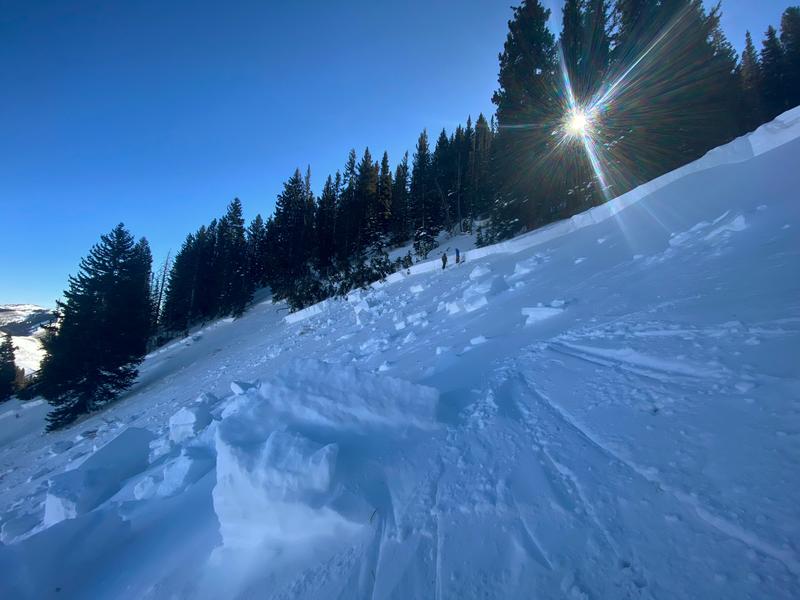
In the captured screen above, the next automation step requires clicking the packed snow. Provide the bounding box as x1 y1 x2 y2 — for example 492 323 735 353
0 109 799 599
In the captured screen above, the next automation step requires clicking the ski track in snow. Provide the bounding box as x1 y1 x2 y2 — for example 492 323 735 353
1 109 800 598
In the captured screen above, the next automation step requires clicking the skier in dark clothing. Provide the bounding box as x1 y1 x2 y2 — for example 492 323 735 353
455 248 460 264
441 252 447 270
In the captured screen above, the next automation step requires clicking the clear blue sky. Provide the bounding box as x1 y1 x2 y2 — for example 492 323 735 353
0 0 790 307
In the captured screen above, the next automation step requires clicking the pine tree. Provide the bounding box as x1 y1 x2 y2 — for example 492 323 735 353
39 224 152 430
335 150 359 261
561 0 585 97
431 129 454 232
467 114 493 221
246 214 269 288
583 0 611 100
781 7 800 109
761 25 787 120
217 198 252 316
390 153 410 245
491 0 558 239
410 130 438 258
377 151 393 239
605 1 740 189
739 31 765 132
265 169 319 309
161 232 199 334
315 174 338 275
0 333 16 402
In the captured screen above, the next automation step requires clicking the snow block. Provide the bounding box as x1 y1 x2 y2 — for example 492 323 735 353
213 426 351 549
169 404 212 444
43 427 154 527
253 359 439 431
522 306 563 325
469 265 491 280
157 446 215 497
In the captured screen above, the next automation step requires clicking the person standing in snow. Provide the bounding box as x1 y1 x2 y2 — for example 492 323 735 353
441 252 447 270
455 248 460 264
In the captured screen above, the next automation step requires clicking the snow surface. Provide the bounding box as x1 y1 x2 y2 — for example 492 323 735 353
0 304 52 375
0 108 799 598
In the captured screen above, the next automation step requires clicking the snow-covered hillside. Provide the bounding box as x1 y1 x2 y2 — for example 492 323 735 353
0 304 53 374
1 109 799 599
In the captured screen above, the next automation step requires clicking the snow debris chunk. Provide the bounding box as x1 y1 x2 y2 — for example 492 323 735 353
470 336 487 346
168 404 212 444
230 380 257 396
410 284 425 294
157 447 215 497
44 427 154 527
213 426 353 549
469 265 491 280
522 306 564 325
248 359 439 431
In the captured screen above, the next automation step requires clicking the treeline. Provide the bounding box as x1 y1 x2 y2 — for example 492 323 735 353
159 115 495 329
34 1 800 429
490 1 800 239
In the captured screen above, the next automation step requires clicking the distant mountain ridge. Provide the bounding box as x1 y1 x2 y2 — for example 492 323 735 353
0 304 54 374
0 304 55 337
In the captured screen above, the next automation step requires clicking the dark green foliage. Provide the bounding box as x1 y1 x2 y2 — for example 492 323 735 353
390 153 410 244
783 7 800 108
38 224 152 430
490 0 558 240
0 333 16 401
410 130 440 258
739 31 765 132
762 25 788 120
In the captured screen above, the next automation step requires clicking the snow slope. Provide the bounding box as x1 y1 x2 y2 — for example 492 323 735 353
1 109 799 599
0 303 54 375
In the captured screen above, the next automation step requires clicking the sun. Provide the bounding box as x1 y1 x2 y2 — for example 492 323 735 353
565 109 590 138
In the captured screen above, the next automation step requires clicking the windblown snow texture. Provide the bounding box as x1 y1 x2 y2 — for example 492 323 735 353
0 108 799 599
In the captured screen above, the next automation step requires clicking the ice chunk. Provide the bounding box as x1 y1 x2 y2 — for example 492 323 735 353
522 306 564 325
230 381 256 395
44 427 154 527
213 428 349 549
157 447 214 497
469 265 491 280
168 404 212 444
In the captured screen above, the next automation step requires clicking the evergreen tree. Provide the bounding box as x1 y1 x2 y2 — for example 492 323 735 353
491 0 558 240
781 7 800 109
377 151 393 239
335 150 359 261
583 0 611 99
390 152 410 244
561 0 585 97
355 148 378 255
606 1 740 189
314 175 338 275
0 333 16 402
739 31 765 132
410 130 438 257
246 214 269 288
217 198 252 316
265 169 319 309
431 129 454 232
761 25 787 120
467 114 494 221
39 224 152 430
161 232 199 334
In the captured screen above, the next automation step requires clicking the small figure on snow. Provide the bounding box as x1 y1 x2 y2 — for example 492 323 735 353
441 252 447 270
455 248 460 264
